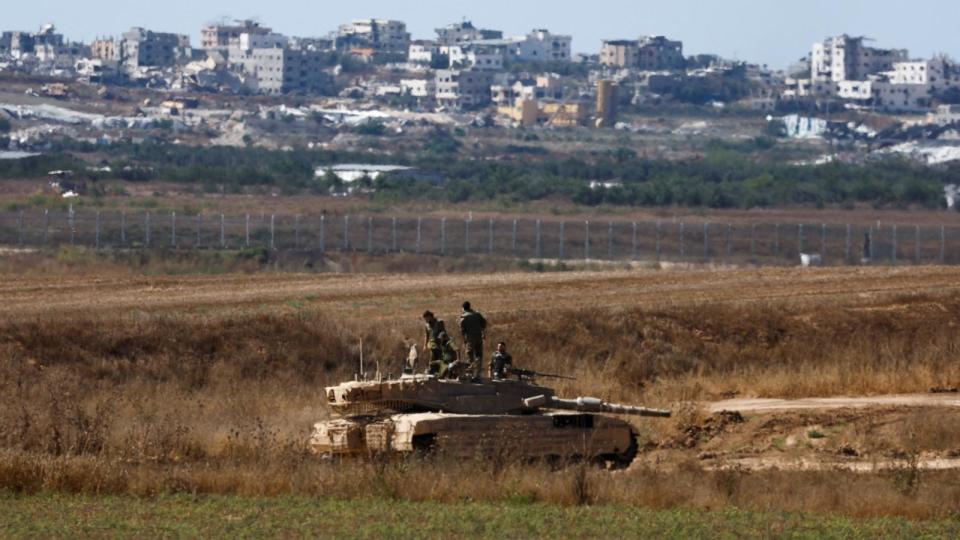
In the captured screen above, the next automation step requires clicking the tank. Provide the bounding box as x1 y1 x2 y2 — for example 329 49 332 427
310 373 670 467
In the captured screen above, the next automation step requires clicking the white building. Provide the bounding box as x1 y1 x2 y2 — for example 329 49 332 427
445 44 504 71
811 35 907 83
401 78 435 98
337 19 410 54
408 41 439 63
513 29 571 62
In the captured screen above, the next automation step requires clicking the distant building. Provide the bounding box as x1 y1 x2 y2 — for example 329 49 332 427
446 44 504 71
337 19 410 55
436 69 494 109
600 36 684 70
811 35 907 83
512 29 571 62
231 41 330 95
491 74 566 106
435 21 503 46
408 40 440 64
90 39 120 61
201 20 272 50
121 27 191 68
401 78 435 98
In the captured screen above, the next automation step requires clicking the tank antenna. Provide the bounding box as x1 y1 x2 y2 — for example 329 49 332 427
359 338 365 380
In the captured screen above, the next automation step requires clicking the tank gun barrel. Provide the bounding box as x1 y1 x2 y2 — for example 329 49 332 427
523 395 671 418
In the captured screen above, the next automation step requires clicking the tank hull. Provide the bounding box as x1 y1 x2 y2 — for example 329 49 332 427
311 412 637 465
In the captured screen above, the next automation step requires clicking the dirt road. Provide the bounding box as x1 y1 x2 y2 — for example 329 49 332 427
707 393 960 413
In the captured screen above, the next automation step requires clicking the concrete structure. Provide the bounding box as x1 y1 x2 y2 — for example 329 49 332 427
596 80 618 128
0 24 73 60
337 19 410 55
401 78 435 98
315 164 414 183
811 35 907 83
491 75 566 106
436 69 494 109
513 29 571 62
121 27 190 68
408 40 440 64
600 36 684 70
90 39 119 61
201 20 272 50
435 21 502 46
446 44 504 71
231 42 330 95
498 98 590 127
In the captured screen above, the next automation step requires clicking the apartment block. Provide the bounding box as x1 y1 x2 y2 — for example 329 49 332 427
231 44 330 95
600 35 684 70
512 29 571 62
337 19 410 55
435 21 502 46
811 35 907 83
446 44 504 71
201 20 272 50
435 69 494 109
121 27 190 68
408 40 440 64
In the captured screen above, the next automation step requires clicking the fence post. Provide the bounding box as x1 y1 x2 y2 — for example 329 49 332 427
940 225 946 265
607 221 613 260
197 214 203 249
18 211 24 246
440 218 446 256
632 222 638 260
120 212 126 246
393 217 398 253
320 215 326 253
68 206 75 245
270 214 276 251
750 224 756 261
244 214 249 248
294 215 301 250
797 224 804 257
845 224 851 264
343 215 350 251
558 221 565 260
703 222 709 261
144 211 150 248
488 218 494 255
891 224 898 265
584 221 590 260
415 217 421 255
725 224 732 263
656 221 662 261
511 219 517 255
171 211 176 248
95 212 101 249
465 218 470 254
820 223 826 261
915 225 921 265
773 224 780 258
219 213 225 249
42 209 49 245
679 221 685 258
367 217 373 253
535 219 542 259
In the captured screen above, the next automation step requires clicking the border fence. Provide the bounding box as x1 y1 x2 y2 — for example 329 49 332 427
2 208 960 266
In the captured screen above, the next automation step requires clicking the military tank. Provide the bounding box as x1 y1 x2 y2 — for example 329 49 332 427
310 370 670 467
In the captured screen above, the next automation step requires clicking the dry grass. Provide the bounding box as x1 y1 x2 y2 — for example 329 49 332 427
2 266 960 517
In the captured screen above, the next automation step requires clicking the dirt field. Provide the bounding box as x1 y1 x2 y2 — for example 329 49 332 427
3 264 960 521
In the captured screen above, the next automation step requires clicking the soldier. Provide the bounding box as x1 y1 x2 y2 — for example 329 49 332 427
429 332 458 378
458 301 487 379
490 341 513 380
422 310 446 365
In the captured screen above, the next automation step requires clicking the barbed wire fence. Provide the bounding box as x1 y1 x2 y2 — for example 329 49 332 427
1 207 959 266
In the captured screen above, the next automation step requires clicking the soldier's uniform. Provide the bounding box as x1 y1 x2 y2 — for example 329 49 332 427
459 308 487 378
429 336 458 378
490 350 513 380
424 318 447 363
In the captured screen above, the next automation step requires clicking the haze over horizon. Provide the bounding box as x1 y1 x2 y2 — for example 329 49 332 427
5 0 959 69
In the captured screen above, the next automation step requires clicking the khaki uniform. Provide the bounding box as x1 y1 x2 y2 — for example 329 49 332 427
459 309 487 377
424 319 446 362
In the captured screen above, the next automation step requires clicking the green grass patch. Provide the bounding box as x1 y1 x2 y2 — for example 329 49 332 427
1 493 958 539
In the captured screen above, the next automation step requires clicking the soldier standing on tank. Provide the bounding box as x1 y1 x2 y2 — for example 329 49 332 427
458 301 487 379
422 311 446 366
490 341 513 380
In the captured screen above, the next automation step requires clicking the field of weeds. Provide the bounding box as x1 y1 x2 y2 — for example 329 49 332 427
4 494 960 539
1 265 960 528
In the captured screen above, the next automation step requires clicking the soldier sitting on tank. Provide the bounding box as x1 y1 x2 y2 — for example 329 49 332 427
428 332 460 378
490 341 513 380
422 310 446 365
